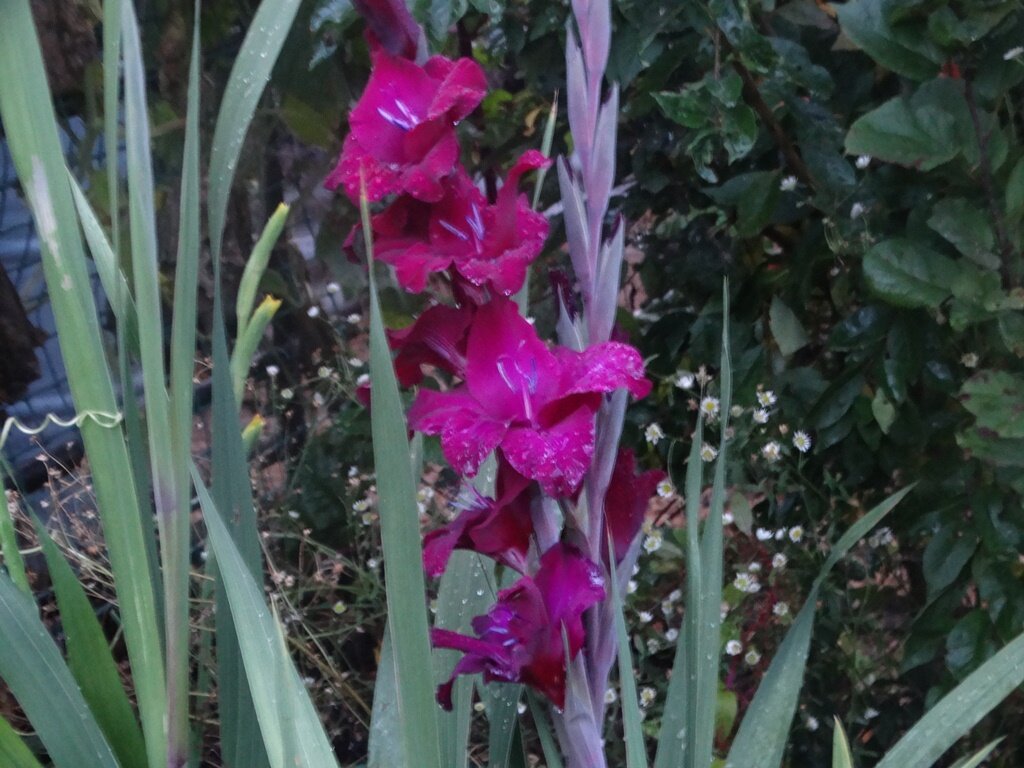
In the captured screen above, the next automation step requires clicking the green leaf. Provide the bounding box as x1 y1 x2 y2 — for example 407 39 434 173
236 203 290 333
0 715 43 768
958 370 1024 439
832 718 854 768
0 463 28 594
871 387 897 434
36 523 147 768
609 547 648 768
862 239 959 308
363 189 443 768
368 628 405 768
706 171 781 238
0 4 167 763
927 198 999 270
231 295 283 404
876 631 1024 768
836 0 942 80
1006 157 1024 220
193 471 340 768
726 486 913 768
0 573 119 768
845 80 971 170
998 311 1024 357
947 739 1003 768
769 296 810 357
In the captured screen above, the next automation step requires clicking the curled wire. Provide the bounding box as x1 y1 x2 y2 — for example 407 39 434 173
0 410 123 453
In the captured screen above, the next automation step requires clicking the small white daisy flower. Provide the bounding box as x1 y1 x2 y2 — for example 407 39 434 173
806 715 820 731
643 531 663 554
361 512 375 526
753 408 770 424
850 202 866 219
668 589 682 603
756 527 773 541
744 649 762 665
265 364 280 377
1004 46 1024 60
788 526 804 543
517 701 527 714
748 562 762 573
603 688 617 704
645 423 666 445
699 396 720 419
353 498 371 513
779 175 797 192
772 553 788 569
665 628 679 642
639 610 654 624
280 387 294 400
792 431 812 453
864 707 880 720
756 389 777 407
855 155 871 170
348 357 364 368
326 281 341 294
961 352 979 368
346 313 362 324
356 374 371 387
722 511 734 525
627 580 638 594
725 639 743 656
639 687 657 707
366 558 379 569
733 572 760 593
646 638 660 654
474 701 486 713
332 601 348 615
657 479 675 498
307 305 321 318
762 441 782 463
773 601 789 617
675 372 695 390
700 444 718 462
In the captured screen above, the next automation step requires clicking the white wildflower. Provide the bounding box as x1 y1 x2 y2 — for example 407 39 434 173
1004 46 1024 60
722 511 734 525
788 525 804 543
307 305 321 318
756 527 773 541
326 281 341 294
761 441 782 462
356 374 371 387
675 371 695 389
657 479 675 498
772 553 788 570
627 580 638 594
280 388 294 400
855 155 871 170
665 628 679 643
756 389 777 407
639 611 654 624
725 639 743 656
700 444 718 462
850 202 866 219
346 313 362 324
699 396 720 419
639 687 657 707
961 352 979 368
779 175 798 192
748 562 762 573
753 408 770 425
517 701 528 715
773 601 790 617
792 431 812 453
332 601 348 615
806 715 820 732
353 498 371 513
266 364 280 377
645 423 666 445
744 649 762 665
643 531 663 554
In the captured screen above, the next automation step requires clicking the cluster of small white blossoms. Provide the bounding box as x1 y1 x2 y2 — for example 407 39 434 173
756 525 805 543
723 639 762 666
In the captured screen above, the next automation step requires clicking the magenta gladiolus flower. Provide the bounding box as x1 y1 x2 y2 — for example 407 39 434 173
432 543 605 709
422 459 533 577
604 449 665 563
389 303 474 388
408 298 651 496
324 50 487 203
368 151 550 296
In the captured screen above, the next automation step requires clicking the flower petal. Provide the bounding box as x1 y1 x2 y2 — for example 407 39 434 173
501 405 595 497
408 389 506 476
559 341 651 399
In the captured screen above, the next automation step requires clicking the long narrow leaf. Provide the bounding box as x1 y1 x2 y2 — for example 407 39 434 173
725 486 914 768
193 470 339 768
0 464 28 593
0 573 119 768
236 203 290 332
0 5 166 765
875 633 1024 768
832 718 854 768
653 413 704 768
609 546 647 768
0 715 43 768
948 740 1003 768
208 0 303 264
36 522 147 768
363 184 443 768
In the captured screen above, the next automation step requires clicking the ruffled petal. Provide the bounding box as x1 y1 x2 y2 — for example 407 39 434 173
408 389 506 476
559 341 651 399
604 449 665 563
501 405 595 497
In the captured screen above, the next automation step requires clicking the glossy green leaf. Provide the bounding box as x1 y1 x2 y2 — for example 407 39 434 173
0 463 28 594
611 551 648 768
948 739 1003 768
836 0 942 80
862 239 959 308
769 295 810 357
927 198 999 270
876 632 1024 768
